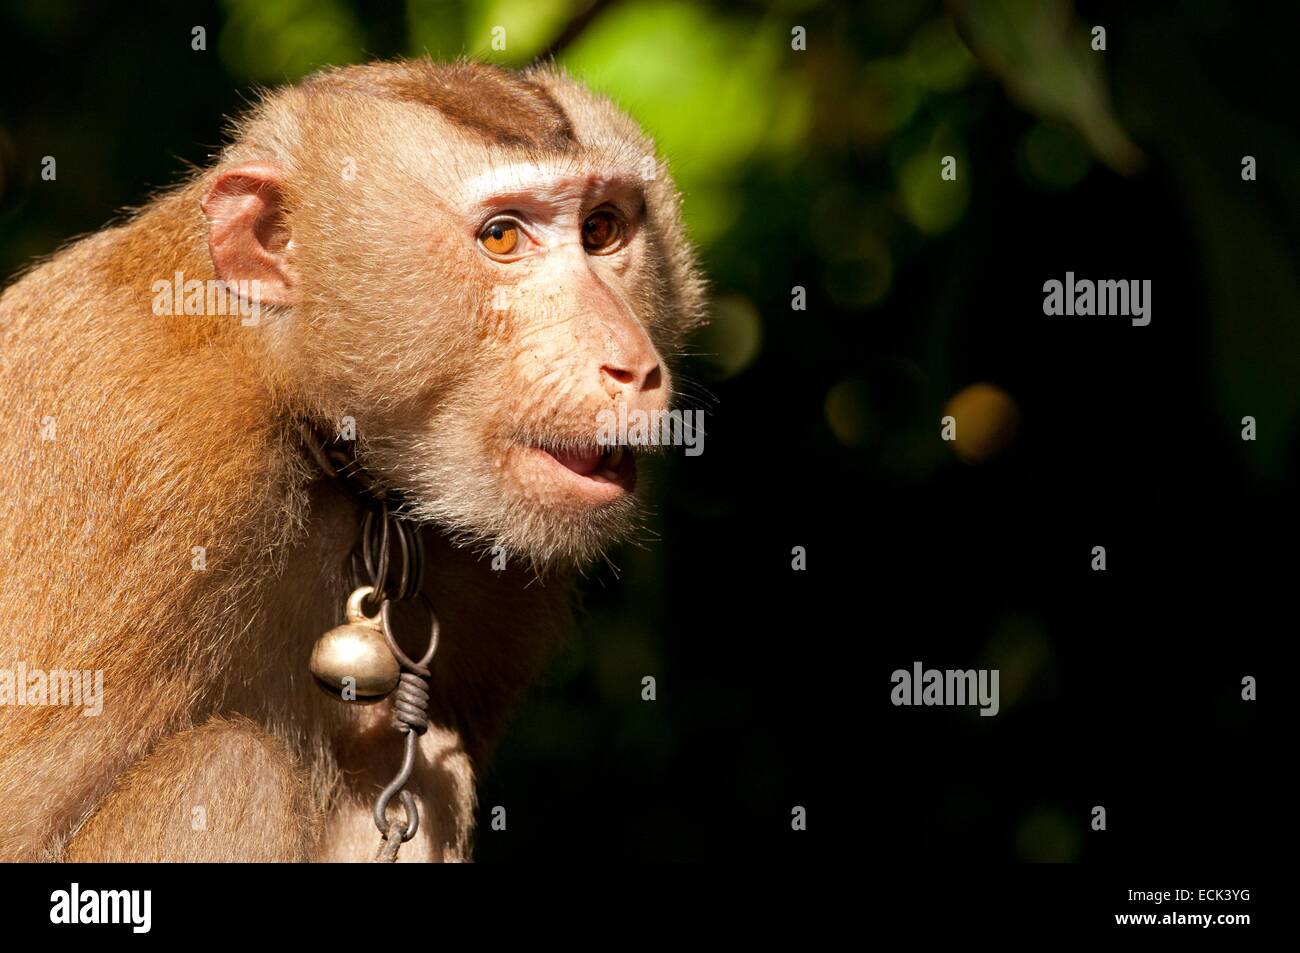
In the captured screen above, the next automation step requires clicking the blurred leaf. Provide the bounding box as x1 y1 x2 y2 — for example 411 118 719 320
220 0 363 82
856 58 923 144
562 1 810 246
1181 160 1300 479
951 0 1143 174
405 0 468 59
1116 7 1300 479
465 0 574 64
903 18 978 91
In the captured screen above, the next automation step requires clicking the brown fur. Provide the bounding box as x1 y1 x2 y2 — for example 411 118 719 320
0 58 704 861
303 60 578 149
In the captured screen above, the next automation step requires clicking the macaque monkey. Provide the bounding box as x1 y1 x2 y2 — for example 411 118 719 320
0 59 704 861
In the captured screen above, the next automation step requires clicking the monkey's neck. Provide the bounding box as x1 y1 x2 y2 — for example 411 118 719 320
232 462 575 768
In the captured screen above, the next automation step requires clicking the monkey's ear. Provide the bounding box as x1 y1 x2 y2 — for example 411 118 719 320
201 163 295 306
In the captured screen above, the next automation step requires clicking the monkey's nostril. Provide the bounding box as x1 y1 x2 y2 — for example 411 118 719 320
600 365 636 386
601 362 663 392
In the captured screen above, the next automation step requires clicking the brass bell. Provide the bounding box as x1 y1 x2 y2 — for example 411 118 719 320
309 586 400 699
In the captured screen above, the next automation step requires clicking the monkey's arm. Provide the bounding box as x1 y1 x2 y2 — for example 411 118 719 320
63 715 319 862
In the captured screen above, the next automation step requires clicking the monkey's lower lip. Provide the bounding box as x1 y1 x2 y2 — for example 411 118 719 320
529 444 637 499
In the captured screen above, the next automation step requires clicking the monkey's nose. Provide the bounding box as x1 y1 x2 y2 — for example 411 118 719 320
600 360 663 395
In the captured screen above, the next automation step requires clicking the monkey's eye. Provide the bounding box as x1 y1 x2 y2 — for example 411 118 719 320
581 210 624 253
479 219 521 256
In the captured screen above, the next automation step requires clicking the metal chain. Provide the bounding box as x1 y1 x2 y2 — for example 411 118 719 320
371 590 441 858
300 421 441 863
354 504 440 863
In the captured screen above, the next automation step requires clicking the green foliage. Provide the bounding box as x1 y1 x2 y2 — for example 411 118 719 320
564 1 812 247
220 0 365 81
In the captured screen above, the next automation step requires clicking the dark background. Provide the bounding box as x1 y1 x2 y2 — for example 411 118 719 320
1 0 1290 864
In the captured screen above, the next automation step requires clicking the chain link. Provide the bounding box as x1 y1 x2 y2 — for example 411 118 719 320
301 421 440 863
357 505 440 863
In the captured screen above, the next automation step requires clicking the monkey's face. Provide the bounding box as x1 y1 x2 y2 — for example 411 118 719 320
204 69 704 570
354 154 691 569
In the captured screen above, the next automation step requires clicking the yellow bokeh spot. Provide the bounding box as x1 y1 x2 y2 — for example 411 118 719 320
825 380 875 448
944 382 1019 463
465 0 572 64
899 149 970 235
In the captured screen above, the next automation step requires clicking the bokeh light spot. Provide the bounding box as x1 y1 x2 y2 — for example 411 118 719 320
984 613 1053 712
899 149 970 234
944 382 1020 463
695 295 762 381
857 59 922 144
903 18 977 91
219 0 363 82
825 379 877 448
466 0 571 63
823 234 893 309
1016 806 1083 862
1018 121 1092 191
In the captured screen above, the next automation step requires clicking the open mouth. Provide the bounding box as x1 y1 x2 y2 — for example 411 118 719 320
527 442 637 501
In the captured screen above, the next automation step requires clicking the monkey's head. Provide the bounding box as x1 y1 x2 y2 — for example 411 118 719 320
200 60 705 570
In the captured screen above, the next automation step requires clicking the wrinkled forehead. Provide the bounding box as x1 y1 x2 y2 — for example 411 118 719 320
378 112 650 216
445 154 647 211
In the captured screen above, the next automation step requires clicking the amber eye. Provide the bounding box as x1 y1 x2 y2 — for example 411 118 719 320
480 219 520 256
582 210 623 252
